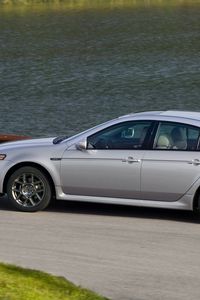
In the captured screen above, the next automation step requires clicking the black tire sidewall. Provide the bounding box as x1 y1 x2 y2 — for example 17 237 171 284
7 166 52 212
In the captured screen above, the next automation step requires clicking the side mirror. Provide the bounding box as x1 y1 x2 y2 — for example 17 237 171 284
76 139 87 151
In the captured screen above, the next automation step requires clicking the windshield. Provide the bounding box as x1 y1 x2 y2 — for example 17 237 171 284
52 118 119 145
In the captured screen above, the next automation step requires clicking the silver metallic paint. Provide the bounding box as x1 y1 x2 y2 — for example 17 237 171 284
61 149 143 198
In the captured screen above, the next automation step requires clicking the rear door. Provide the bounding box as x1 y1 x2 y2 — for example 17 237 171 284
141 121 200 201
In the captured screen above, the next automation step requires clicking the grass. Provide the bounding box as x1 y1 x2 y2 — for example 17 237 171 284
0 0 198 12
0 0 198 6
0 262 109 300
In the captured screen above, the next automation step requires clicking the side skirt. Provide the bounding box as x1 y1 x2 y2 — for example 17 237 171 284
55 187 193 211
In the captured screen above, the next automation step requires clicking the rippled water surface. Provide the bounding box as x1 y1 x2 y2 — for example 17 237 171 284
0 2 200 137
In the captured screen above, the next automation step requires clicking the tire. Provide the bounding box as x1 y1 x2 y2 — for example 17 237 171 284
7 166 52 212
193 192 200 220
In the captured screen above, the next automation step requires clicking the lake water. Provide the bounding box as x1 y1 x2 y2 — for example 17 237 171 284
0 1 200 137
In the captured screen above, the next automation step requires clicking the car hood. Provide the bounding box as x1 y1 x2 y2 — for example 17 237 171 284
0 137 56 150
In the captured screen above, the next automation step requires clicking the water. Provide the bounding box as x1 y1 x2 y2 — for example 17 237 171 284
0 1 200 137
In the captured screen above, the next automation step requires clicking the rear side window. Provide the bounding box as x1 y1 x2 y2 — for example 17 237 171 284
153 122 200 151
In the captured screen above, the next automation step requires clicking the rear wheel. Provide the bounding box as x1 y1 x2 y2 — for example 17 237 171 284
7 166 52 212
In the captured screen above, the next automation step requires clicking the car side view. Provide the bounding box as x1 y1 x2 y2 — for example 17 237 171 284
1 110 200 216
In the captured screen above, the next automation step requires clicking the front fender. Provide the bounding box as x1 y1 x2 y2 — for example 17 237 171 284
1 158 61 197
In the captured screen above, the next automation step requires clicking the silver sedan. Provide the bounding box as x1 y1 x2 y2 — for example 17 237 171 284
1 110 200 215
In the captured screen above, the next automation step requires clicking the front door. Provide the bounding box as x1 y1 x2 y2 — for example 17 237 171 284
60 120 153 199
61 149 143 199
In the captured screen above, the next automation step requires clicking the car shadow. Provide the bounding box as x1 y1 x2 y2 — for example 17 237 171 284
0 196 199 224
0 196 14 211
47 199 200 224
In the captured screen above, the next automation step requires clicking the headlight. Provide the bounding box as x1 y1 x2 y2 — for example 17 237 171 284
0 154 6 160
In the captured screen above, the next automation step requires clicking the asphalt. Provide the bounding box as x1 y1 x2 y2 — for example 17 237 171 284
0 197 200 300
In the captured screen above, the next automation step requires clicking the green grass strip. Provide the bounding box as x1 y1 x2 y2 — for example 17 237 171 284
0 0 198 5
0 262 109 300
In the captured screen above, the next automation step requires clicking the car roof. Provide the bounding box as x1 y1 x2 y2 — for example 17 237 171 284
120 110 200 122
161 111 200 120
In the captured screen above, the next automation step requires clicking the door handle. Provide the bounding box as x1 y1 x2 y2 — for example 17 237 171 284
188 159 200 166
122 156 141 163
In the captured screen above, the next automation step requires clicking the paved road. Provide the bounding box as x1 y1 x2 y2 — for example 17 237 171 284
0 197 200 300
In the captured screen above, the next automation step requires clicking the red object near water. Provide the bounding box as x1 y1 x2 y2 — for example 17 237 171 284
0 134 30 143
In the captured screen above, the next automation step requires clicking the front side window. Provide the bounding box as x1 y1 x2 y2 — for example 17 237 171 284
153 122 200 151
87 121 153 150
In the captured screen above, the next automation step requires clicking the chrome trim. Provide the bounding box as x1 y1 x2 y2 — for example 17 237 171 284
50 158 61 161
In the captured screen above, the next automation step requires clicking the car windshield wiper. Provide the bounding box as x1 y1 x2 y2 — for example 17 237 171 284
53 135 68 144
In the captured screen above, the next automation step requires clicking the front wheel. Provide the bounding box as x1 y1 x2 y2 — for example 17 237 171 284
7 166 52 212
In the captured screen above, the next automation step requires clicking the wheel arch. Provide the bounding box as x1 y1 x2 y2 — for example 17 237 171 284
3 162 56 199
193 186 200 212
